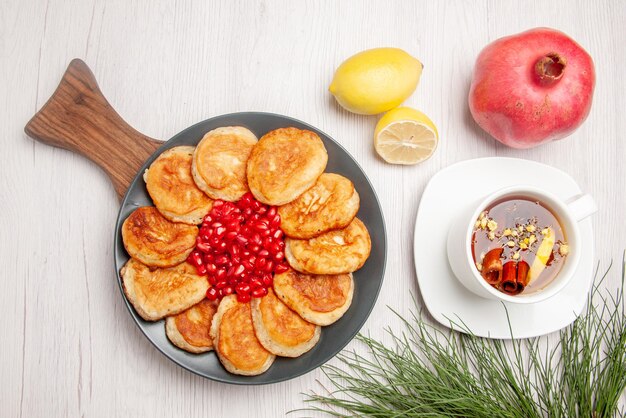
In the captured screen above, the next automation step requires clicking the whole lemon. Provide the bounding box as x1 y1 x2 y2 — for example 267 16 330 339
329 48 423 115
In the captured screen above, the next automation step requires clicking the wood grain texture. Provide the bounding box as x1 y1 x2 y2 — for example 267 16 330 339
1 0 625 417
24 59 161 200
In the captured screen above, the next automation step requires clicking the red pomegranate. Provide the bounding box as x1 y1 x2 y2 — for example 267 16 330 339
469 28 595 149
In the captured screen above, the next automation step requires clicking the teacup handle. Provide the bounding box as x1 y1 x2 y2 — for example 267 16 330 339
566 194 597 221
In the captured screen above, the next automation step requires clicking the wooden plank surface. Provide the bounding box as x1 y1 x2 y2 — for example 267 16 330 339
1 0 624 416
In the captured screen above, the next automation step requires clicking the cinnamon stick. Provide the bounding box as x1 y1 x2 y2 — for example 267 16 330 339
516 260 530 289
481 248 504 286
501 261 523 295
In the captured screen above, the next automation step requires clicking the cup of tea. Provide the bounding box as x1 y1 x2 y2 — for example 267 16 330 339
447 185 596 304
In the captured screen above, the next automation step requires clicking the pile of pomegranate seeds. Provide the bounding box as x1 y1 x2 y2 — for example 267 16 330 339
186 192 289 303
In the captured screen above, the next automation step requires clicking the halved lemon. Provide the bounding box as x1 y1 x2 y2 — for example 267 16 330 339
374 107 439 165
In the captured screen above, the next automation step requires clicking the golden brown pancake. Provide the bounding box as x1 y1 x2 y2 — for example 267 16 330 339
210 295 275 375
191 126 258 201
285 218 371 274
122 206 198 268
144 146 213 225
278 173 360 239
250 287 320 357
165 298 218 353
273 270 354 326
120 259 209 321
247 127 328 205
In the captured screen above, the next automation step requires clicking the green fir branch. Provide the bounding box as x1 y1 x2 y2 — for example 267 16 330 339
299 256 626 417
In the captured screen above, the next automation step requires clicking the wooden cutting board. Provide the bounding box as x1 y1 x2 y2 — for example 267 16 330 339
24 59 162 200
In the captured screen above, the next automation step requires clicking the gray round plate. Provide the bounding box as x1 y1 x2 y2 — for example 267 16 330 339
114 112 387 385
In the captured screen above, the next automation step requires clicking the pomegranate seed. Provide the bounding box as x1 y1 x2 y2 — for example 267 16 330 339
269 242 281 254
251 287 268 298
215 255 229 265
258 249 270 258
250 277 263 289
251 234 262 246
233 264 245 276
211 222 223 229
203 214 213 223
254 221 269 231
217 241 227 251
206 288 218 300
263 260 274 273
262 275 273 287
274 263 289 274
196 242 211 253
237 293 251 303
213 200 224 208
206 263 217 274
257 206 267 215
197 264 208 275
216 268 227 280
272 229 283 240
267 207 277 218
231 256 241 265
261 229 271 237
244 208 253 217
274 251 284 261
208 275 217 286
249 244 261 253
270 214 281 227
202 254 213 264
242 260 254 271
225 231 238 241
215 280 227 289
226 266 235 277
209 236 220 247
235 283 251 294
235 235 248 245
256 257 267 270
189 252 203 267
227 220 240 231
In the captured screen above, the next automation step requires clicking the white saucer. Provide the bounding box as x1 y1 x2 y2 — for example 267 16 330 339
413 157 594 339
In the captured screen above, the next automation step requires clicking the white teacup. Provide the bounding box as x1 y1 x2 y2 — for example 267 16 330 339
447 185 596 304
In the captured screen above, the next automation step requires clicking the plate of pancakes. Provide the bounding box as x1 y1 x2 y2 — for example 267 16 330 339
114 112 387 384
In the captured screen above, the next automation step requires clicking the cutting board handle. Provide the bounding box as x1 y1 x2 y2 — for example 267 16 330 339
24 59 162 200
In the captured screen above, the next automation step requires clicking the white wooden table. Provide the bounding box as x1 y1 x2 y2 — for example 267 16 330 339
2 1 625 416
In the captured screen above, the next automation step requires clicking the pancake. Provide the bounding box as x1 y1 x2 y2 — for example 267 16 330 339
273 270 354 326
278 173 360 239
144 146 213 225
191 126 258 201
210 295 275 376
165 298 218 353
247 127 328 205
250 287 320 357
285 217 371 274
120 259 209 321
122 206 198 268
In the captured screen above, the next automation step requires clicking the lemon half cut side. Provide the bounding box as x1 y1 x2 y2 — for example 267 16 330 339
374 107 439 165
